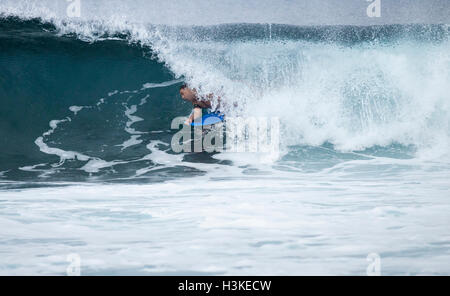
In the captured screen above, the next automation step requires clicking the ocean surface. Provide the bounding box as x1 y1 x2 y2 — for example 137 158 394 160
0 3 450 275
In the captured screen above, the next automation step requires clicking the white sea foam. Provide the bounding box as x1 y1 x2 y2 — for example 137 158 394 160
69 106 85 115
96 98 105 106
108 90 119 97
135 141 243 177
80 159 121 174
35 137 90 163
117 135 143 151
35 134 126 173
35 118 122 173
141 79 183 90
139 95 149 106
42 118 70 136
123 105 145 134
1 161 449 275
19 163 47 171
116 99 147 150
154 39 450 160
18 163 58 178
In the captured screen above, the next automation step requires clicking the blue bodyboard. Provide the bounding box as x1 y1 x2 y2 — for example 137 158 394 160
190 112 225 127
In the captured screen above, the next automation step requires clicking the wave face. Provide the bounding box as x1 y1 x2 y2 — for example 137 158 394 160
1 0 449 25
0 15 450 185
152 24 450 154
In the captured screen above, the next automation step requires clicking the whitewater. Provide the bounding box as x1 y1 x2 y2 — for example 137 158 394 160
0 0 449 275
